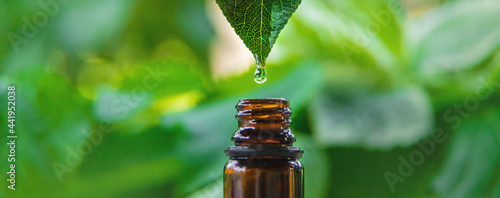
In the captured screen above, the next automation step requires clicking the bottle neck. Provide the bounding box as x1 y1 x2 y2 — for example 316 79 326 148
226 99 303 159
233 99 296 146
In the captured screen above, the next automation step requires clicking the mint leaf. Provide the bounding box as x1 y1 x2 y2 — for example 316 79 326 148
408 1 500 78
432 111 500 198
309 86 434 149
216 0 301 65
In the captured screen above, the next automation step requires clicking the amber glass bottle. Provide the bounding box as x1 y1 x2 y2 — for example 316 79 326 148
224 98 304 198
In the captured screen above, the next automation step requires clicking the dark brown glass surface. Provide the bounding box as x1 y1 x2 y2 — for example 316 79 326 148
224 99 304 198
224 158 303 198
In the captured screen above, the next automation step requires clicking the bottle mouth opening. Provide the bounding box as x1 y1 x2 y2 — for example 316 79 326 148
236 98 290 111
236 98 292 125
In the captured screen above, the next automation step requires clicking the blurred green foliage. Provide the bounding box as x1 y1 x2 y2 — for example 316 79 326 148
1 0 500 197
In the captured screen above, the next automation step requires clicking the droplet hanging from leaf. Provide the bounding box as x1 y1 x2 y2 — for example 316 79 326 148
215 0 302 82
253 54 267 84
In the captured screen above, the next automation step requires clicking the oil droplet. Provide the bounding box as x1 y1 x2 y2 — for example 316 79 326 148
253 55 267 84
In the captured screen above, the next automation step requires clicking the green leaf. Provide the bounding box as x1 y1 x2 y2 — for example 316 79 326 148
309 86 434 149
432 110 500 198
54 0 135 50
215 0 302 65
408 1 500 79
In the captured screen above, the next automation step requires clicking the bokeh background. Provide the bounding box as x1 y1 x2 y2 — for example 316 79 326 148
1 0 500 197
